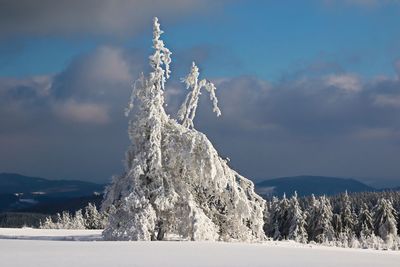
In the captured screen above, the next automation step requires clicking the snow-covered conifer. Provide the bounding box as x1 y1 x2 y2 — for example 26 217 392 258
373 198 398 246
287 192 308 243
265 197 279 237
306 194 320 241
60 212 72 229
40 216 55 229
272 194 290 240
340 191 356 233
357 203 373 238
84 203 104 229
71 209 86 229
102 17 266 242
312 196 335 243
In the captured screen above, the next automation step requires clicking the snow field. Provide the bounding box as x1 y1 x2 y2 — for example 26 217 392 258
0 228 399 267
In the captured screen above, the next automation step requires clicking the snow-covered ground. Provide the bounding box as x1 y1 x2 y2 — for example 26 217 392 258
0 228 399 267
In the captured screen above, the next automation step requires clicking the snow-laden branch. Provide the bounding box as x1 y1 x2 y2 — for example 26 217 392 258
125 17 172 117
149 17 172 91
178 62 221 129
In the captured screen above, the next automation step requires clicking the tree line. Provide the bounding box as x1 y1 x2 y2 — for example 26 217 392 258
40 203 108 230
264 190 400 250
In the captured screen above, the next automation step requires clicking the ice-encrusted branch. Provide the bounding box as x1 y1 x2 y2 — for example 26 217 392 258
178 62 221 129
125 17 172 117
149 17 172 91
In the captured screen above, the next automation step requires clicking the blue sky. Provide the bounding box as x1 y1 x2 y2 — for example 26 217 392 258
1 0 400 187
2 1 400 79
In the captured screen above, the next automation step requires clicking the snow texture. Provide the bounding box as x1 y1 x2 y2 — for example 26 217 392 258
1 228 399 267
102 17 265 241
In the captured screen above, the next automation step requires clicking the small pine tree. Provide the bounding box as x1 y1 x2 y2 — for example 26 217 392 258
313 196 335 243
340 191 357 233
306 194 320 241
272 194 290 240
71 209 86 229
40 216 55 229
84 203 103 229
61 211 72 229
373 198 398 247
265 197 279 237
287 192 308 243
54 213 62 228
357 203 373 238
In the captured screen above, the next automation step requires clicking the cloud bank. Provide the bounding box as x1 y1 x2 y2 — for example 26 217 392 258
2 44 400 187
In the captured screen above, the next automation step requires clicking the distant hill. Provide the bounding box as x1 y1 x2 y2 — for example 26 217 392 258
0 173 106 214
0 173 105 197
256 175 375 198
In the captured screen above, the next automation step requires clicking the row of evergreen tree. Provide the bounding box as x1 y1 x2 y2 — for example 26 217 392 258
40 203 107 230
38 190 400 250
265 191 400 250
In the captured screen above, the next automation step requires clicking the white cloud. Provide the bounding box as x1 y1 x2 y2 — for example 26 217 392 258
324 74 362 92
54 100 110 124
79 46 132 84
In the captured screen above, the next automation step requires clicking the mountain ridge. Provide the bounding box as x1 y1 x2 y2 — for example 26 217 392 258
255 175 377 198
0 173 105 196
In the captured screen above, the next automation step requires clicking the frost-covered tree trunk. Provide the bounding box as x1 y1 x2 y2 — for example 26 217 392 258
102 17 266 242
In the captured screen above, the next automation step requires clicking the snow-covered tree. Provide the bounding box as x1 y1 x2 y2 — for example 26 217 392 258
306 194 319 241
102 17 266 242
60 211 72 229
40 216 55 229
263 196 278 238
357 203 373 238
70 209 86 229
312 196 335 243
340 191 357 233
373 198 398 246
271 194 290 240
287 192 308 243
84 203 105 229
264 191 400 250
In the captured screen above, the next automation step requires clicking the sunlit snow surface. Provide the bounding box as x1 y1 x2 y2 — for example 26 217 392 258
0 228 399 267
